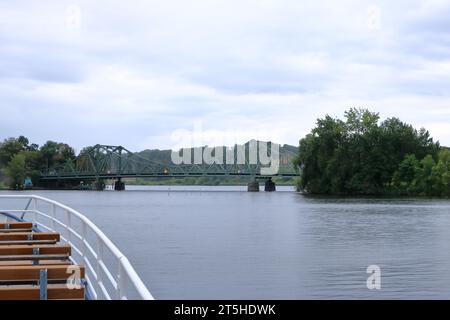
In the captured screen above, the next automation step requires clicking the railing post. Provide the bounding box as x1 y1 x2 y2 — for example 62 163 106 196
117 261 127 300
51 204 56 231
33 198 38 227
21 198 33 219
96 235 104 299
66 210 72 245
81 223 87 260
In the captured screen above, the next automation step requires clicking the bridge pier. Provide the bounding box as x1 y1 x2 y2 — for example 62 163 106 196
264 178 276 192
94 180 105 191
114 178 125 191
247 181 260 192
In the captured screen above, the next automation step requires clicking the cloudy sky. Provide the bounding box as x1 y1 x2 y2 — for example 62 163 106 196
1 0 449 152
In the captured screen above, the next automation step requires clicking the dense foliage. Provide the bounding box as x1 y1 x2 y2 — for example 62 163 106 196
294 108 449 196
0 136 75 189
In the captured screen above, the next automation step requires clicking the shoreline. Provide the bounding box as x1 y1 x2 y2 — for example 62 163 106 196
1 186 449 199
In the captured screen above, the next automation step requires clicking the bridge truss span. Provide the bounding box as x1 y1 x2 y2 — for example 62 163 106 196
40 144 299 182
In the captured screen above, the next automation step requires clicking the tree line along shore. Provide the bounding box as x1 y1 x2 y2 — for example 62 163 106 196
294 108 449 197
1 108 449 197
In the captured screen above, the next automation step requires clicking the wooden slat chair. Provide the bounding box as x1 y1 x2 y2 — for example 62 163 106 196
0 222 33 233
0 225 87 300
0 284 85 300
0 232 60 245
0 244 71 262
0 260 72 266
0 265 85 282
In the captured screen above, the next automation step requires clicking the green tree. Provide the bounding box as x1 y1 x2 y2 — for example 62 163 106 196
415 155 436 196
430 150 450 196
392 154 420 192
5 153 26 189
345 109 385 194
40 141 76 169
295 108 442 195
295 114 348 193
345 108 379 136
22 150 45 185
0 136 29 166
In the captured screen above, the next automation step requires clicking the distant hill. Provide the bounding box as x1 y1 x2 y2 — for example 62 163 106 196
136 140 298 166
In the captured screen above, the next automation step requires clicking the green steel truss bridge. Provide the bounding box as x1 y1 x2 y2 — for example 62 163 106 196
40 144 299 182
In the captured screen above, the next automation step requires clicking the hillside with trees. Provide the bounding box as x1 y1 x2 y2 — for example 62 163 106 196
294 108 449 196
132 142 297 186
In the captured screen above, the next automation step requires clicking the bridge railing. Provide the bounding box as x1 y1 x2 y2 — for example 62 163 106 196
0 195 154 300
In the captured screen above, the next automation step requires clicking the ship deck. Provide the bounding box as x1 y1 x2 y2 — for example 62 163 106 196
0 216 85 300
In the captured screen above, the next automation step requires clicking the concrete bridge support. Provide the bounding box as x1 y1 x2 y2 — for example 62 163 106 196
114 179 125 191
264 178 276 192
94 180 105 191
247 181 260 192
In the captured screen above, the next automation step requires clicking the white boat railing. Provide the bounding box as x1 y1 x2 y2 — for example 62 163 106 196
0 195 154 300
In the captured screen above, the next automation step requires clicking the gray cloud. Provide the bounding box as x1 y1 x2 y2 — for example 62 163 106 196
0 0 449 151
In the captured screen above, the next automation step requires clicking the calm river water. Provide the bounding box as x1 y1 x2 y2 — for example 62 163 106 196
1 186 450 299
